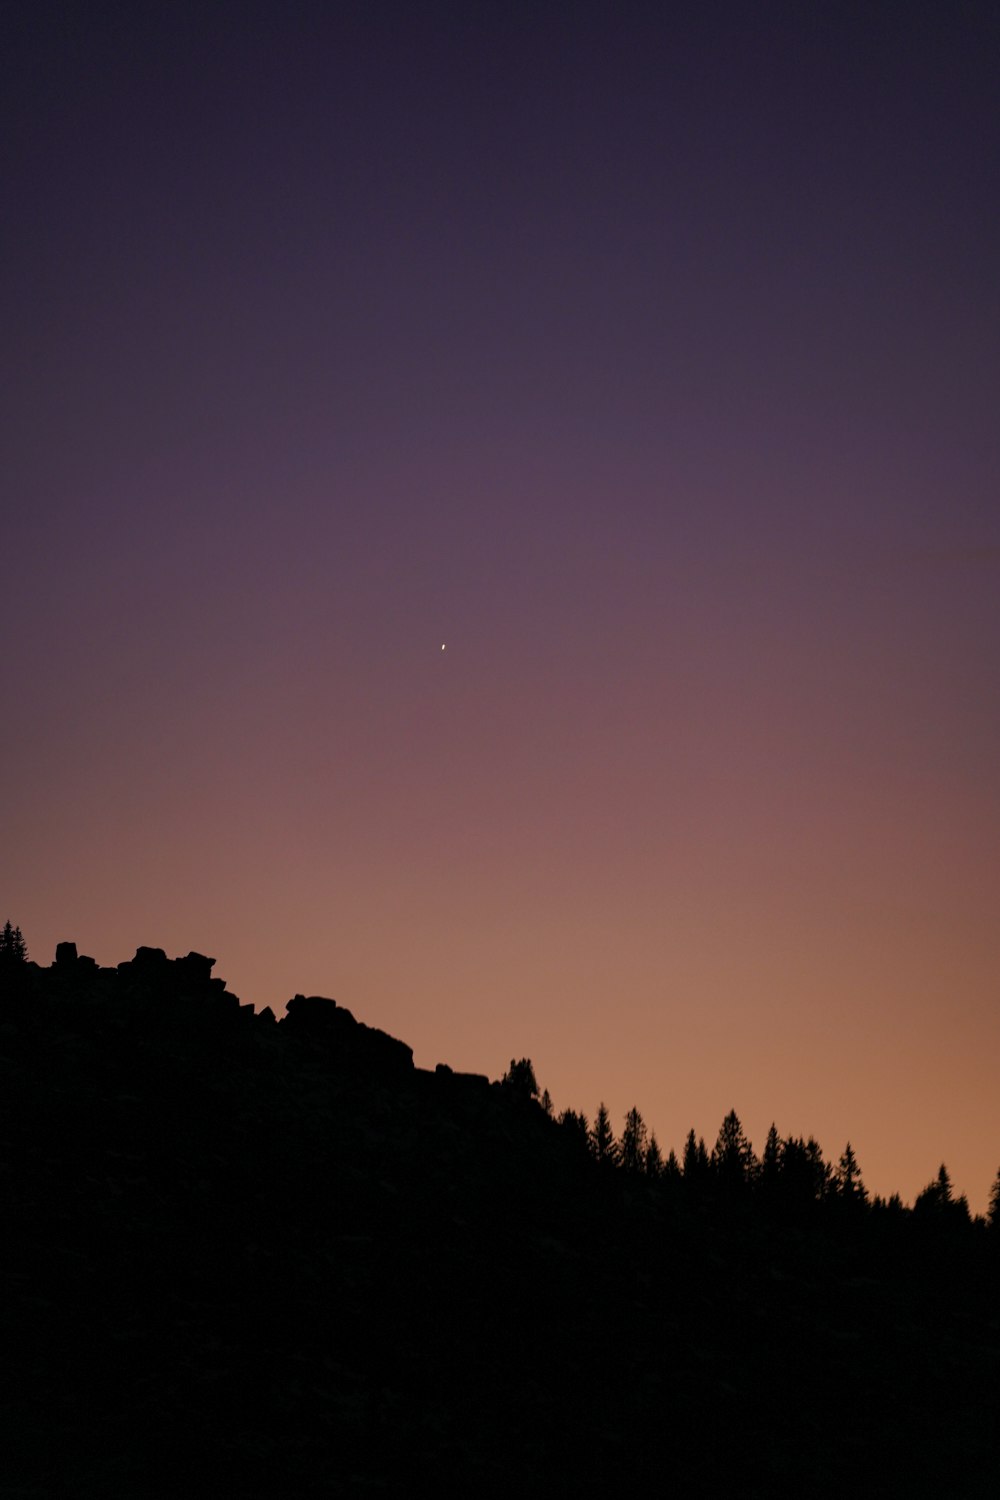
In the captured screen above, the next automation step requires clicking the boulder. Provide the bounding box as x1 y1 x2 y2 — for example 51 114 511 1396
282 994 413 1077
284 994 353 1030
132 947 168 966
174 952 216 987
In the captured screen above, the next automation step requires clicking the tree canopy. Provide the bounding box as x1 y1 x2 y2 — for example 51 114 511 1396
589 1102 619 1167
0 921 27 962
501 1057 538 1101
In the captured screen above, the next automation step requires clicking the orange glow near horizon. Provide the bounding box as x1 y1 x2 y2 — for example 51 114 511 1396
4 6 998 1214
12 562 999 1212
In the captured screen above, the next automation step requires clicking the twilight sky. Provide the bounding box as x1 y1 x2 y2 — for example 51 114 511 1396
4 1 999 1208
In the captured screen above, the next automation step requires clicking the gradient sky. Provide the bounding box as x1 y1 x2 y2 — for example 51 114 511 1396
4 1 999 1209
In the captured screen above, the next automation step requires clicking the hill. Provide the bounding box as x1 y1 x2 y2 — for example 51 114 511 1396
2 943 999 1496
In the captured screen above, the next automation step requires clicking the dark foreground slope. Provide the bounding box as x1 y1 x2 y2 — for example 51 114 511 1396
2 946 999 1497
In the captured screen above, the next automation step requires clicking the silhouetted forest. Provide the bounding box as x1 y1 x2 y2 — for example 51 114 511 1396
3 935 999 1496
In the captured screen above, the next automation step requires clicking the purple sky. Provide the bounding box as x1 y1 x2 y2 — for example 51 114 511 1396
4 1 999 1208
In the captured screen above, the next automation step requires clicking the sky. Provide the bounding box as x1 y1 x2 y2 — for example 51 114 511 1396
3 0 999 1209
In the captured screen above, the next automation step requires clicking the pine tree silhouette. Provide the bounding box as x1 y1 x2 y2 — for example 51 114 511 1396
644 1132 663 1178
711 1109 757 1189
780 1135 830 1213
914 1163 953 1214
682 1128 710 1192
589 1102 619 1167
833 1142 868 1206
501 1057 538 1101
620 1106 648 1173
0 920 27 962
663 1148 682 1185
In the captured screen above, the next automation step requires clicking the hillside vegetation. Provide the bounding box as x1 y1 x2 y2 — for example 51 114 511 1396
3 939 999 1496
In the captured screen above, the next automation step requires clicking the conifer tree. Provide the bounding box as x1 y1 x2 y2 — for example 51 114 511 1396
935 1162 953 1204
712 1109 757 1188
620 1107 648 1173
682 1128 709 1186
589 1102 619 1167
756 1123 782 1210
501 1058 538 1102
833 1142 868 1205
644 1132 663 1178
557 1108 590 1157
915 1164 953 1213
761 1123 781 1180
913 1164 971 1227
806 1137 831 1200
681 1129 711 1202
781 1135 831 1208
0 921 27 962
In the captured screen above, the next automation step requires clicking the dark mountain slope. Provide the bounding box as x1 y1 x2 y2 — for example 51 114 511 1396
2 945 998 1496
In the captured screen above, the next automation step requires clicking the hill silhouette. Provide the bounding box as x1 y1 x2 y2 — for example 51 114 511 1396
3 941 999 1496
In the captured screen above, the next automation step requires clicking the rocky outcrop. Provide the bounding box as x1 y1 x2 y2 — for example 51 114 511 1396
3 934 998 1499
281 992 414 1076
0 941 416 1080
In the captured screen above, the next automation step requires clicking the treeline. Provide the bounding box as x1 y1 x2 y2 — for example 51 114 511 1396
5 922 998 1231
0 918 27 962
501 1056 1000 1235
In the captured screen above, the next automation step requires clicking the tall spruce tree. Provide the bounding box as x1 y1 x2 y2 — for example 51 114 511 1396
757 1123 782 1209
781 1135 831 1210
644 1132 663 1178
761 1123 781 1180
557 1108 591 1159
915 1164 953 1214
914 1164 971 1227
590 1103 619 1167
682 1128 710 1190
712 1109 757 1189
663 1148 682 1184
620 1107 648 1173
833 1142 868 1205
0 921 27 963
